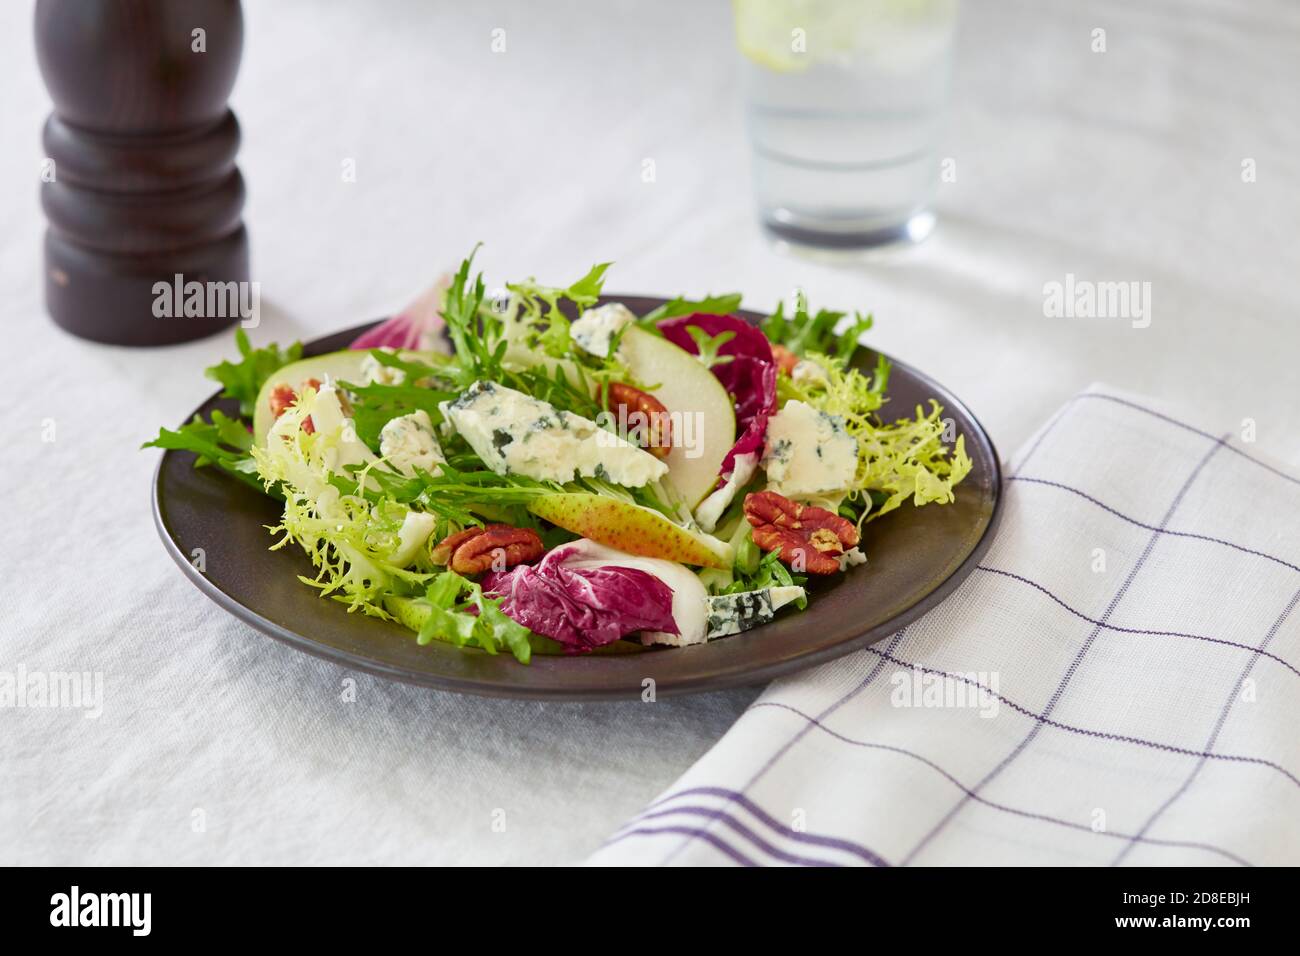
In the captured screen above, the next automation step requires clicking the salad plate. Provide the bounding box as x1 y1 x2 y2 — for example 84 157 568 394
150 269 1000 700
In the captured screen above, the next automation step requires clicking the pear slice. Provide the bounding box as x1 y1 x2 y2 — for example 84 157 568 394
527 493 733 569
252 348 446 447
618 326 735 508
253 350 366 447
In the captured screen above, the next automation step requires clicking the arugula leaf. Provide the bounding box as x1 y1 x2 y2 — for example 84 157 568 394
761 299 873 364
684 327 737 369
361 347 454 383
142 410 270 495
440 245 503 386
204 329 303 418
513 363 603 421
339 458 561 525
342 377 457 450
439 248 613 417
640 292 743 326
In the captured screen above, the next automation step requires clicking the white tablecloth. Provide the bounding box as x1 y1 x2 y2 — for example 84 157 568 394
3 0 1297 865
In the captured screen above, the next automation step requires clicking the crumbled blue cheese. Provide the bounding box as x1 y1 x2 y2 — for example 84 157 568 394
441 380 668 486
570 302 636 359
693 452 759 533
705 586 805 639
361 348 406 385
761 400 858 498
838 547 868 571
791 358 829 386
379 410 445 477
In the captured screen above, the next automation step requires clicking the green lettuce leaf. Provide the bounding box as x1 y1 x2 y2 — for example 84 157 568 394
853 401 973 519
204 328 303 418
722 547 808 609
506 261 612 358
761 299 873 363
415 571 535 663
142 410 267 494
640 292 744 326
342 377 458 451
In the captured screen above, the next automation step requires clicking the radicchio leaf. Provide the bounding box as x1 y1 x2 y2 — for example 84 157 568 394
481 544 679 652
349 275 452 352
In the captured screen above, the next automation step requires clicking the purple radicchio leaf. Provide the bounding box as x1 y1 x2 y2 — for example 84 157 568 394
350 274 452 352
481 544 679 652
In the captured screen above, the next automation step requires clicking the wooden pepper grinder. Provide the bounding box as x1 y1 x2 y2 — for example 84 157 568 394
35 0 249 346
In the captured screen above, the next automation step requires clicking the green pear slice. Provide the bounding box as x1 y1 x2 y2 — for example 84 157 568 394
251 349 446 448
527 493 733 569
618 326 736 508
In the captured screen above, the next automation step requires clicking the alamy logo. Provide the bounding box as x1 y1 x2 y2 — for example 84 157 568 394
889 667 1000 719
593 408 704 459
50 886 151 936
152 273 260 328
0 666 102 718
1043 273 1151 328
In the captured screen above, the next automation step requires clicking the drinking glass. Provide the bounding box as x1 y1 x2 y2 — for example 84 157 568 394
734 0 959 248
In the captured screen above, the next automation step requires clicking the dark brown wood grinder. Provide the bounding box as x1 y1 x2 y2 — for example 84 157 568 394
35 0 249 345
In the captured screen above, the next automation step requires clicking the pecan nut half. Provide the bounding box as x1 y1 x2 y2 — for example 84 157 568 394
431 524 545 575
429 526 487 566
606 382 672 459
770 344 800 376
743 490 859 575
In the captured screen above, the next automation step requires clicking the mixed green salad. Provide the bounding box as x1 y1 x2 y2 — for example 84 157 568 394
146 247 971 663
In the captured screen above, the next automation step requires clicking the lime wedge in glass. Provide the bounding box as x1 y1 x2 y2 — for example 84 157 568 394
732 0 959 74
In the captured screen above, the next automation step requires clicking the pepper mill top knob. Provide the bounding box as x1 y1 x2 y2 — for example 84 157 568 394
36 0 244 134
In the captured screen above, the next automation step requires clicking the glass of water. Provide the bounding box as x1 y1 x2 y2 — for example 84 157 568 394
734 0 959 248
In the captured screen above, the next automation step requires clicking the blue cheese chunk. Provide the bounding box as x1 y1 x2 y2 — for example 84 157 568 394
760 400 858 498
379 410 445 477
791 357 829 386
441 380 668 487
570 302 636 358
706 586 805 639
360 348 406 385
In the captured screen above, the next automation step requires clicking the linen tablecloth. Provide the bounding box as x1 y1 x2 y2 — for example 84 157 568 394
591 387 1300 865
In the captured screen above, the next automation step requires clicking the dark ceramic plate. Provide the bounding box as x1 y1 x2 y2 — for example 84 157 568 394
152 297 1001 699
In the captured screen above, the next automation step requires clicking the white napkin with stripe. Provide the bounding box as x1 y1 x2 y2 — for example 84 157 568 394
587 387 1300 866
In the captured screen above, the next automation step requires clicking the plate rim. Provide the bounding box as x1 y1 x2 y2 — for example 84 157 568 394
151 304 1002 699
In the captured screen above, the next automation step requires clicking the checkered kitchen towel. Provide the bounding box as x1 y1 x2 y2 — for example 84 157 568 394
588 387 1300 866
